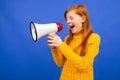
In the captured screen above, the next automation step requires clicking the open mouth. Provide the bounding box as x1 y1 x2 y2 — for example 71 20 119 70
70 25 74 29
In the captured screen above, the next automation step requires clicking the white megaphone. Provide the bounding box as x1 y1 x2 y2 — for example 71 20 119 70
30 21 63 42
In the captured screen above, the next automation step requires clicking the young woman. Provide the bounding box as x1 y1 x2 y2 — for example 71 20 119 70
47 4 101 80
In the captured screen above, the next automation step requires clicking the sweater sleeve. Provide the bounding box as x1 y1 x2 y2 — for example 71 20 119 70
57 33 101 70
51 36 69 67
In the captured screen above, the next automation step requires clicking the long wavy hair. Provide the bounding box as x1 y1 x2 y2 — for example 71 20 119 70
64 4 93 56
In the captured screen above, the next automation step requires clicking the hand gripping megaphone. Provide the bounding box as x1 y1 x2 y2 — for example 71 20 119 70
30 21 63 42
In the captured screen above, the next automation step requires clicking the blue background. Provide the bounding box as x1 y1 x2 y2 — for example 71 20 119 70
0 0 120 80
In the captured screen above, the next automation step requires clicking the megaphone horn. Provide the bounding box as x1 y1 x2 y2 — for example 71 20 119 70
30 21 63 42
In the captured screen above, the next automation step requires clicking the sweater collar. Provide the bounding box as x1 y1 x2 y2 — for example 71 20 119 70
73 27 83 38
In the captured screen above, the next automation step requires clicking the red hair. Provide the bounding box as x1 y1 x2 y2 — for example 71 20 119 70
64 4 93 56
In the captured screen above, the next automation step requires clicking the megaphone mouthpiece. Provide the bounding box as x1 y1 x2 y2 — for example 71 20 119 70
56 22 63 31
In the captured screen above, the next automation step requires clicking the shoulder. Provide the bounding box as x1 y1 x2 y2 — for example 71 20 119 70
89 33 100 39
87 33 101 44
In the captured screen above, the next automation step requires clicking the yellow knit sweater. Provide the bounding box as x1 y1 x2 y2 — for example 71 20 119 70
51 30 100 80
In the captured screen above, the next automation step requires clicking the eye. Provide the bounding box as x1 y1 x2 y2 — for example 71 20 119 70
69 16 74 20
66 16 74 20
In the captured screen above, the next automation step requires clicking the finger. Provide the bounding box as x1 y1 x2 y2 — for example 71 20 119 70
47 35 54 39
47 42 55 47
47 39 54 43
50 32 56 35
47 32 56 36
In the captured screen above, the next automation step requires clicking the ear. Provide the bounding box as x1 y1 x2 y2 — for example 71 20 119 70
81 16 86 23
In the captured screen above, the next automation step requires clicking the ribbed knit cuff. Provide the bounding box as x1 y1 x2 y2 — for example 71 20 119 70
57 42 67 50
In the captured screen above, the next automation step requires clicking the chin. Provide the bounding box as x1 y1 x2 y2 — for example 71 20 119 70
70 29 77 34
71 31 76 34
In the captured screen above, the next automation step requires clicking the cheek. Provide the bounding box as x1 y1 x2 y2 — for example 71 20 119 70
76 18 83 26
76 26 81 31
78 17 83 22
76 22 82 28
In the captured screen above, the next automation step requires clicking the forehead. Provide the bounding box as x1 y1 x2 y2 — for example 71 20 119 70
66 10 77 17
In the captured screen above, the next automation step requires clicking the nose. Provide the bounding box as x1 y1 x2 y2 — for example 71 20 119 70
66 19 70 24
